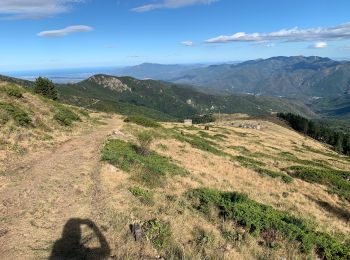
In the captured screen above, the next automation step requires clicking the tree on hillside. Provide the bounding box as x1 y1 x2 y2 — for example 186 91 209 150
277 112 350 155
33 77 58 100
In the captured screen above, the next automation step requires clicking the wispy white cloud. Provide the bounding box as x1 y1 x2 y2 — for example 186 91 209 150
105 44 117 49
0 0 83 19
206 22 350 43
37 25 93 37
132 0 217 12
309 42 327 49
181 40 194 46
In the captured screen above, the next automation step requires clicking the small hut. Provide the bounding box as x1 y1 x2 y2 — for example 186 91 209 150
184 119 193 126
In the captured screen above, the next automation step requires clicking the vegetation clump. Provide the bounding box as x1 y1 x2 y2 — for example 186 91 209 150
0 102 31 126
124 115 161 128
192 114 215 124
288 166 350 201
188 188 349 259
233 156 293 183
170 128 228 157
101 139 187 187
53 106 81 126
144 219 172 251
129 186 154 205
33 77 58 100
136 130 154 156
2 85 23 98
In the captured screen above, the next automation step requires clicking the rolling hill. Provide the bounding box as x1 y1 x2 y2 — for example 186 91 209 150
57 74 316 120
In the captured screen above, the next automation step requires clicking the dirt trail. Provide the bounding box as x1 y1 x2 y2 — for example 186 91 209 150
0 116 122 259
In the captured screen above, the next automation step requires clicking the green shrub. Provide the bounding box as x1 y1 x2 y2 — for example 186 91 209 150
229 146 250 154
288 166 350 201
193 227 215 247
3 85 23 98
188 188 349 259
124 115 161 128
0 110 10 125
33 77 58 100
101 139 187 187
198 131 227 141
144 219 172 250
54 106 81 126
129 186 154 205
171 129 228 157
192 114 215 124
136 130 154 155
232 156 293 184
279 151 331 169
0 103 31 126
233 155 266 169
257 168 293 184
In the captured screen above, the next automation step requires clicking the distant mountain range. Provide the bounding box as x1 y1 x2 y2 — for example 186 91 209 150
2 56 350 120
117 56 350 100
115 63 205 81
112 56 350 119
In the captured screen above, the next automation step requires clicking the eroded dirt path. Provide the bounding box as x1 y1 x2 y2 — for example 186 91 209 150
0 116 123 259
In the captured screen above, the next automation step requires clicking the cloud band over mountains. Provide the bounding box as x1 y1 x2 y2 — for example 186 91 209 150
206 23 350 43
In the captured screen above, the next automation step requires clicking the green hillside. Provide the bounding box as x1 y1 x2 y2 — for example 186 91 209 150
57 74 315 120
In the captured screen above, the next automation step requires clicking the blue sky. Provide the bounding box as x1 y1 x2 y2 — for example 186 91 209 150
1 0 350 71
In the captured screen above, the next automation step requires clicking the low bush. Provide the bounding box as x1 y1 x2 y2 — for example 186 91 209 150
0 102 31 126
279 151 332 169
188 188 349 259
233 155 266 168
129 186 154 205
124 115 161 128
229 146 250 154
136 130 154 155
198 131 227 141
192 227 215 248
0 110 10 125
192 114 215 124
233 156 293 184
257 168 293 184
288 166 350 202
144 219 172 251
2 85 23 98
101 139 187 187
171 129 228 157
54 106 81 126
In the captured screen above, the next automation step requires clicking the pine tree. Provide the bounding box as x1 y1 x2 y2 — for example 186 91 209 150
33 77 58 100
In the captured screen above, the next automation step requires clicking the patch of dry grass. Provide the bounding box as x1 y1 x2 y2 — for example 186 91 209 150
99 117 350 259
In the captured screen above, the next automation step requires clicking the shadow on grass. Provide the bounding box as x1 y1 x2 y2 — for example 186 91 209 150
306 195 350 222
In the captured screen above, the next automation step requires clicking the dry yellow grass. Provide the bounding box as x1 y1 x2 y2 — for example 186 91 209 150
1 84 349 260
96 117 349 259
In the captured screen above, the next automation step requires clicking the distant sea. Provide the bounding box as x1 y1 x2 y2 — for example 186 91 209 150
3 67 120 84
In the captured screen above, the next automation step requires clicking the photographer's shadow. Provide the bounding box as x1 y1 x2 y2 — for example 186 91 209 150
49 218 110 260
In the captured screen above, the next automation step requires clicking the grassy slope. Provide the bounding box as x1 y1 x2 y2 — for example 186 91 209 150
99 116 350 259
0 80 101 172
